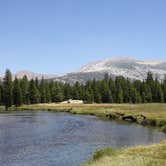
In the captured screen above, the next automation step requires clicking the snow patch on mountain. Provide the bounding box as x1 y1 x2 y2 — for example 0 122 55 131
137 61 163 66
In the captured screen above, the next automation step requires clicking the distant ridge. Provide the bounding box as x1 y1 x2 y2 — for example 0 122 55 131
1 57 166 83
14 70 57 80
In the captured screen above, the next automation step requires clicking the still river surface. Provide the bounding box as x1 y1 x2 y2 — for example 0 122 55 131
0 111 165 166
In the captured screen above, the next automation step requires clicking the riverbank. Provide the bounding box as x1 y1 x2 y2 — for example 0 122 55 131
1 103 165 133
82 139 166 166
1 103 166 132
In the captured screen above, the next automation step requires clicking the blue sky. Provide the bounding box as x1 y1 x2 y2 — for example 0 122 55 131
0 0 166 74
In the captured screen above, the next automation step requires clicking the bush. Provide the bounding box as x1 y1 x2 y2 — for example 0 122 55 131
93 148 115 161
156 120 166 127
160 125 166 133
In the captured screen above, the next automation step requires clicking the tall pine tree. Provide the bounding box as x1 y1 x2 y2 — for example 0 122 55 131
29 79 40 104
13 77 22 107
3 69 13 110
20 75 29 104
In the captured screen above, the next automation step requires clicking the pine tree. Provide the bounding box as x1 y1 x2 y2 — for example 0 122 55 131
101 81 113 103
39 77 47 103
153 78 164 103
49 81 55 102
84 89 93 103
92 79 102 103
163 76 166 103
117 85 123 103
20 75 29 104
109 77 116 102
123 79 130 103
146 71 154 86
29 79 40 104
13 77 22 107
115 77 124 103
63 83 72 100
51 82 64 102
146 72 154 100
73 82 81 99
129 84 139 103
35 77 39 89
133 80 142 98
3 69 13 110
84 81 94 103
0 81 3 105
141 83 152 103
45 81 51 103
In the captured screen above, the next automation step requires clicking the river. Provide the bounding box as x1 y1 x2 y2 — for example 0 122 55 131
0 111 165 166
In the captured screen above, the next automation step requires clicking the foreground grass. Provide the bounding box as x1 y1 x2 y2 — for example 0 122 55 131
82 139 166 166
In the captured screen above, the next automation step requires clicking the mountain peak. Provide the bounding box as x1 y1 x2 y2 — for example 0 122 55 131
77 57 166 81
104 56 136 62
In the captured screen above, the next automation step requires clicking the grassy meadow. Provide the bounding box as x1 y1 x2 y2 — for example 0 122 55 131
82 139 166 166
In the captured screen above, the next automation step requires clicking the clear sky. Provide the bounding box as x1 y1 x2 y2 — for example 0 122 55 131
0 0 166 74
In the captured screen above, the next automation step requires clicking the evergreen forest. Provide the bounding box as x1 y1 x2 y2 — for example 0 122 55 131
1 69 166 110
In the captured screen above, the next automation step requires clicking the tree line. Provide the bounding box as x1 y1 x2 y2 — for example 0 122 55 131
0 69 166 110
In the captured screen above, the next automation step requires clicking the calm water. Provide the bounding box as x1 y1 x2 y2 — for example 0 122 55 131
0 111 165 166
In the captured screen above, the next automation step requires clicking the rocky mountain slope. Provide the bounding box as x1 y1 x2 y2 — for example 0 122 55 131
52 57 166 83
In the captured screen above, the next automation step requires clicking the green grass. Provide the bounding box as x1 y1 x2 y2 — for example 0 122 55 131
82 139 166 166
